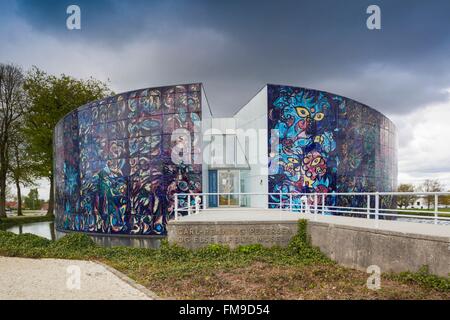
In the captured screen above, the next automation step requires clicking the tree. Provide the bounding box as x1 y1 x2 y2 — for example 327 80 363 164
420 179 443 210
4 184 12 202
441 191 450 208
396 183 416 208
23 67 111 216
24 188 40 210
7 124 37 216
0 64 27 218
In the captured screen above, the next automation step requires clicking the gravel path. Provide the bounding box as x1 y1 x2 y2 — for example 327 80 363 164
0 257 157 300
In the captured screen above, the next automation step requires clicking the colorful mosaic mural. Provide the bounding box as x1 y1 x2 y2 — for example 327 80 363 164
267 84 397 210
54 83 203 235
55 82 397 235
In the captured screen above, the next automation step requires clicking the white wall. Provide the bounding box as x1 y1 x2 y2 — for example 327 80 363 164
204 118 237 168
234 86 268 208
201 86 213 196
211 118 236 132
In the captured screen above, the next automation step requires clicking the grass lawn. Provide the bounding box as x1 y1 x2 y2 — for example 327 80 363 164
0 214 55 230
395 208 450 218
6 210 47 217
0 220 448 300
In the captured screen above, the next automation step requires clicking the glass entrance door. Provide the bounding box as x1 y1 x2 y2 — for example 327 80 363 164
218 170 240 207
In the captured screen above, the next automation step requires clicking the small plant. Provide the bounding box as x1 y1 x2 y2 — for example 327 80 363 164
288 220 331 263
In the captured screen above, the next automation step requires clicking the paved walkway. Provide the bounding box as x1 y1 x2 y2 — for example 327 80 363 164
177 208 450 238
0 257 157 300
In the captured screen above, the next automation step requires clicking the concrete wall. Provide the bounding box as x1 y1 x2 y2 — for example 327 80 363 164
167 221 298 249
168 220 450 277
56 229 163 249
307 221 450 277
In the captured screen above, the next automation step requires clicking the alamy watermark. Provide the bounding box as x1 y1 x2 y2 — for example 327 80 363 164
170 128 280 175
366 265 381 290
66 5 380 31
66 5 81 30
66 265 81 290
367 5 381 30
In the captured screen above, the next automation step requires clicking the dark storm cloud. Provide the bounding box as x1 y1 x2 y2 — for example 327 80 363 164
11 0 450 116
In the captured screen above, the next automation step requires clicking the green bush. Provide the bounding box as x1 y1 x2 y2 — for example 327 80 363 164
14 233 51 248
1 219 447 295
0 230 50 249
198 244 231 258
0 231 50 258
390 266 450 292
288 220 331 263
237 244 265 254
159 240 191 260
51 233 96 250
0 230 18 244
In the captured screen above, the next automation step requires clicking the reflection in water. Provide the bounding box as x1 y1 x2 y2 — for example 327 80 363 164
6 222 56 240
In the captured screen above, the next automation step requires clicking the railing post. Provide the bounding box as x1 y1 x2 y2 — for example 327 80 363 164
303 195 309 214
300 196 304 214
375 192 379 227
280 191 283 211
195 196 200 214
188 194 192 216
434 194 438 225
174 193 178 221
314 194 318 220
314 194 318 214
289 193 293 213
367 194 371 219
321 194 325 215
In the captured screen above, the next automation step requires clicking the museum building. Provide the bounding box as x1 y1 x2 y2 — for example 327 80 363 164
54 83 397 236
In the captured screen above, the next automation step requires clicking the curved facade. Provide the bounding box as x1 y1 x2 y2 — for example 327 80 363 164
54 83 397 238
54 83 204 236
267 84 397 208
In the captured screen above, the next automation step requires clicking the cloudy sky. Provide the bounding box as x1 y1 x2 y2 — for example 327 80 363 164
1 0 450 199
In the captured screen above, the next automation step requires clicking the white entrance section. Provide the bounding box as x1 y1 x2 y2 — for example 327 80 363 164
233 86 268 208
218 170 240 207
207 118 240 168
201 86 269 209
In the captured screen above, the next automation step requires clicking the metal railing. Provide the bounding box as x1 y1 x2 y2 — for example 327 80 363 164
173 192 450 226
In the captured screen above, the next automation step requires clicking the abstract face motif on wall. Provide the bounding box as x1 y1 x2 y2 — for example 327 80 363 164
268 85 397 208
54 84 203 236
268 86 338 198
